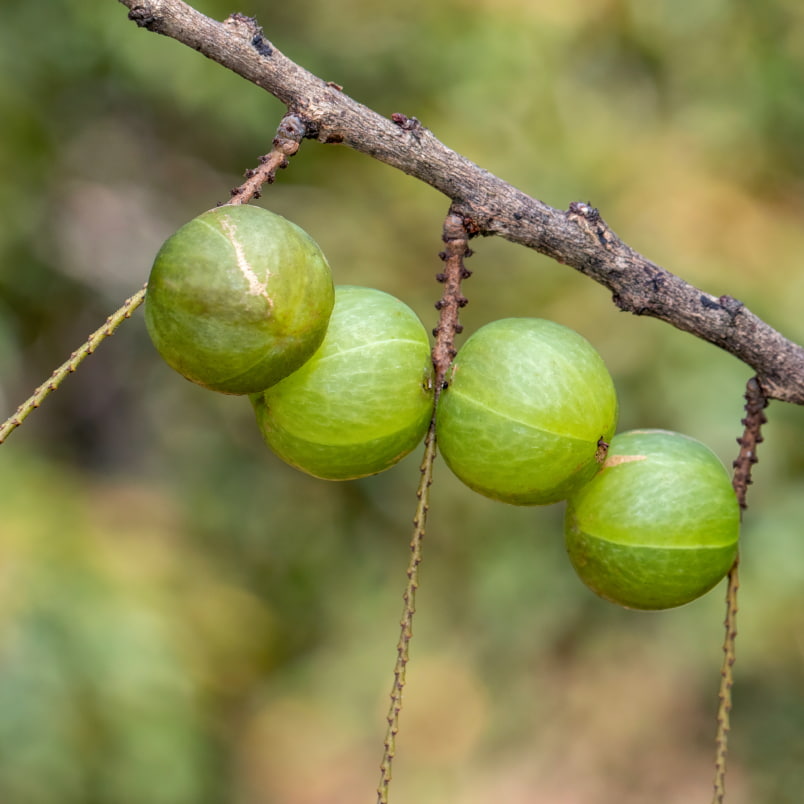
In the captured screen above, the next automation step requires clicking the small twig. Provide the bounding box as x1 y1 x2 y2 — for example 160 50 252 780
712 376 768 804
376 212 472 804
228 113 306 204
0 285 147 445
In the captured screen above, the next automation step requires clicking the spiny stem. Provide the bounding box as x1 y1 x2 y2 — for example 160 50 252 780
376 210 473 804
431 211 474 385
0 285 147 445
711 376 768 804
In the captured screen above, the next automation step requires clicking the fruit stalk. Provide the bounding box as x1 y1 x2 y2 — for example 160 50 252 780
376 211 472 804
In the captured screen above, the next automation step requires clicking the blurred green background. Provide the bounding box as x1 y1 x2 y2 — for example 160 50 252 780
2 0 804 801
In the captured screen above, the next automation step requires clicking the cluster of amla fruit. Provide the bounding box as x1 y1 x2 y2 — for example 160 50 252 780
146 205 740 612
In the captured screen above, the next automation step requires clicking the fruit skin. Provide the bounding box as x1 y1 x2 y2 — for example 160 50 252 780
435 318 618 505
145 205 334 395
252 285 434 480
565 429 740 610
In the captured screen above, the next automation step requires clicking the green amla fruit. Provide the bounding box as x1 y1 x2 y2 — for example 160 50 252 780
564 429 740 610
145 205 334 395
252 285 434 480
435 318 618 505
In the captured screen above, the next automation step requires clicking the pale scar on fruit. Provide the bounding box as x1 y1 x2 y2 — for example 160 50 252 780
220 217 273 305
603 454 647 468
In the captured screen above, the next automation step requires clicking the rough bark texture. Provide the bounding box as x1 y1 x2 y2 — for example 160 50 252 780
119 0 804 405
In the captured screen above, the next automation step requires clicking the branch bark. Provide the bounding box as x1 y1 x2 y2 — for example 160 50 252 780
118 0 804 405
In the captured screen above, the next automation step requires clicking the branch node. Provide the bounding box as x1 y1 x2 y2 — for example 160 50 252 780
127 6 160 29
251 33 273 57
718 295 745 323
391 113 423 135
273 114 306 152
566 200 619 250
567 200 600 221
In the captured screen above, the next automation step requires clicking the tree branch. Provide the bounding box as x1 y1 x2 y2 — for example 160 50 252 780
118 0 804 405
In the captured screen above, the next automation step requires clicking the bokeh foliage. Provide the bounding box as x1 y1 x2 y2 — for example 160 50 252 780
1 0 804 801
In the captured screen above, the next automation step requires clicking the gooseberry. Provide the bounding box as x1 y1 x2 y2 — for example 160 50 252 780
252 285 434 480
145 204 334 395
564 429 740 610
435 318 618 505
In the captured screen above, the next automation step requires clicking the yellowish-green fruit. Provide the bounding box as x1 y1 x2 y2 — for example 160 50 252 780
145 205 334 395
565 429 740 610
435 318 618 505
252 285 434 480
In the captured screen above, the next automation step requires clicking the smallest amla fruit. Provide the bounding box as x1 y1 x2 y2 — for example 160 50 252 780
145 205 334 395
252 285 434 480
564 429 740 610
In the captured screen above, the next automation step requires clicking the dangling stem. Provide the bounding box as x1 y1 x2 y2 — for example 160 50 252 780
0 285 147 445
711 377 768 803
376 210 473 803
376 423 436 803
712 556 739 804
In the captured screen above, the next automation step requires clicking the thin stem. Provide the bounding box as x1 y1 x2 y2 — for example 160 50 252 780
711 377 768 804
712 557 739 804
0 285 147 445
376 211 472 803
376 424 436 804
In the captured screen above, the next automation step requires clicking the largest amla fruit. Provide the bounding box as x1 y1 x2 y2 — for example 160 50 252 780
145 205 334 395
564 429 740 610
252 285 434 480
435 318 619 505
